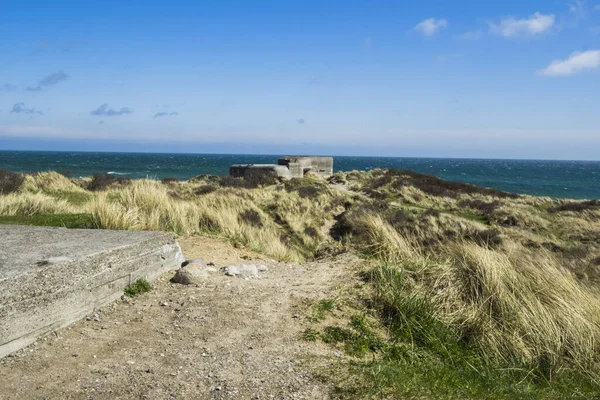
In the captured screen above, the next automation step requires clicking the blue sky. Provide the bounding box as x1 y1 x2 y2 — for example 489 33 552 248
1 0 599 159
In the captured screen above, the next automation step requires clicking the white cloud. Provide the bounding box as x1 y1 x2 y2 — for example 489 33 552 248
414 18 448 36
538 50 600 76
489 12 555 37
594 4 600 10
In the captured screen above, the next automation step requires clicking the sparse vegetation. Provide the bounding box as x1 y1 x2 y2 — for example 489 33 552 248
161 176 179 184
1 168 599 396
308 298 336 322
124 278 153 297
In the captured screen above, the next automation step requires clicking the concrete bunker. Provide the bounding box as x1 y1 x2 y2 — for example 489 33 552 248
0 226 184 358
230 156 333 180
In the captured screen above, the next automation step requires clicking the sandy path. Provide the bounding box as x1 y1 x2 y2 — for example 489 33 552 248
0 236 357 399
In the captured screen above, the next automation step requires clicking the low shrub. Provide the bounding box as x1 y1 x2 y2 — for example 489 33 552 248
458 199 501 215
124 278 152 297
87 173 132 191
238 209 263 227
365 169 520 199
216 173 279 189
0 170 25 194
195 185 218 195
284 178 328 198
161 176 179 184
550 200 600 213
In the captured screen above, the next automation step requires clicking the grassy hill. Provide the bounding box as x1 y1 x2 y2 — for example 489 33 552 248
1 168 600 398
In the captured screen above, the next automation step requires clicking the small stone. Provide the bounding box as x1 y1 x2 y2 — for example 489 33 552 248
160 302 169 307
220 264 259 279
256 264 268 272
207 261 216 266
171 263 210 285
181 258 205 267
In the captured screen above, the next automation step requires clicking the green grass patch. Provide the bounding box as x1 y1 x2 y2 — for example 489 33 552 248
314 266 600 399
452 211 489 225
302 328 320 342
124 279 152 297
321 314 386 357
0 213 93 228
49 190 92 205
309 298 336 322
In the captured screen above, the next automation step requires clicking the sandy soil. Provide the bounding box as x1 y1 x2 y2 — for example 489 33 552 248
0 236 360 399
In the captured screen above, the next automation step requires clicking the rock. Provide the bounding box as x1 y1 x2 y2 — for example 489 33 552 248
86 313 100 322
220 264 260 279
181 258 205 267
171 263 210 285
207 261 216 266
256 264 268 272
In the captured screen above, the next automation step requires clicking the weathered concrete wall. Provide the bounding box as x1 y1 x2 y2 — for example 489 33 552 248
0 226 184 358
279 156 334 178
229 156 334 180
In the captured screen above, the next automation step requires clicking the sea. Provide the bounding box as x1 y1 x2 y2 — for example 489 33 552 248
1 151 599 200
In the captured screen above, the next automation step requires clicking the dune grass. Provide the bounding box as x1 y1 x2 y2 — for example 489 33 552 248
1 169 600 397
0 214 93 229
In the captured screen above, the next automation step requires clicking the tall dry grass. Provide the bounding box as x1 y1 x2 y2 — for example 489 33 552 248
22 171 87 193
0 192 75 216
339 207 600 374
437 243 600 372
3 169 600 378
88 180 340 261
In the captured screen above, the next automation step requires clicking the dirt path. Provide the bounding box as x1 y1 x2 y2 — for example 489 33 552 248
0 236 359 399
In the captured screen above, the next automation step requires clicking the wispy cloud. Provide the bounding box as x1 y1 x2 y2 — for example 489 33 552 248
595 4 600 10
153 111 179 119
489 12 555 37
569 0 587 19
538 49 600 76
458 31 483 40
0 83 18 92
11 103 43 115
91 104 133 116
414 18 448 36
27 71 68 91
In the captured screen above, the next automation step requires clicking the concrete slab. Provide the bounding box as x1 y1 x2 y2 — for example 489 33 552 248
0 225 184 358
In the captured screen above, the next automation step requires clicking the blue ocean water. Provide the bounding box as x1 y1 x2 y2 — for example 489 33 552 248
0 151 598 199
